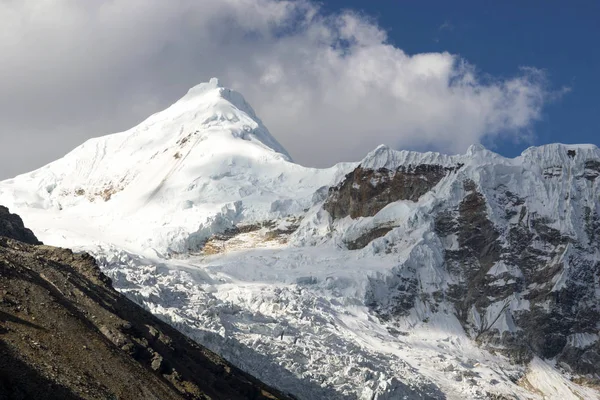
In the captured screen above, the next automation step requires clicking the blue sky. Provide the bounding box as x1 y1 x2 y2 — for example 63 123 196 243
321 0 599 156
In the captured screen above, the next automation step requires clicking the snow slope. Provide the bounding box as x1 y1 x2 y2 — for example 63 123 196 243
1 80 599 400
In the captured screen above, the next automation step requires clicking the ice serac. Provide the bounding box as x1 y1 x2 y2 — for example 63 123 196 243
1 78 600 400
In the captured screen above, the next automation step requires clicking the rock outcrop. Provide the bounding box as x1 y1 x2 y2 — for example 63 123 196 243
324 164 459 220
0 206 41 245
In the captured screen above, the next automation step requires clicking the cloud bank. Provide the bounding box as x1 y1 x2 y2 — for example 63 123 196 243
0 0 550 177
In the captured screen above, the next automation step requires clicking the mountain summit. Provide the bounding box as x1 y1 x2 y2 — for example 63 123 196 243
170 77 292 160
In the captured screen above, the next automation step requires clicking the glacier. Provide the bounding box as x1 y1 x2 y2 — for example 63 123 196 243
1 79 599 399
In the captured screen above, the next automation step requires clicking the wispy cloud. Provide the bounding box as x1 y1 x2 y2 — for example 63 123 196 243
438 20 454 31
0 0 553 175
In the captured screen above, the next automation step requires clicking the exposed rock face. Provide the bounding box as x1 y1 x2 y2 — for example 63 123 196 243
0 206 41 245
439 175 600 375
436 176 599 376
200 218 302 255
436 180 503 327
0 212 290 399
584 160 600 180
324 164 458 220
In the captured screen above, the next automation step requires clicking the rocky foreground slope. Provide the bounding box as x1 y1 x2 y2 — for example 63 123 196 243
0 206 289 400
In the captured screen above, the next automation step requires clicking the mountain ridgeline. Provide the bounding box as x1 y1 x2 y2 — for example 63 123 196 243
0 80 599 399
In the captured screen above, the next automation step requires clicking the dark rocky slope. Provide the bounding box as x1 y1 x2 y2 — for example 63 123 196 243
0 206 290 400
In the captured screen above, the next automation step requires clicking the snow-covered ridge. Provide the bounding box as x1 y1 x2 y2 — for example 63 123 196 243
520 142 600 166
360 142 600 171
359 145 464 170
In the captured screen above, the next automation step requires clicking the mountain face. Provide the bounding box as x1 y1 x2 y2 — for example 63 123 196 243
0 206 290 400
1 81 599 399
327 145 600 373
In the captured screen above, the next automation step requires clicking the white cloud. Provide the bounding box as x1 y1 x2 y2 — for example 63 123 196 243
0 0 552 176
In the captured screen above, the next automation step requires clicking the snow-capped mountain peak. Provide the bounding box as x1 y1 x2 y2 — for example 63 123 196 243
1 79 294 210
0 80 349 254
134 77 292 160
